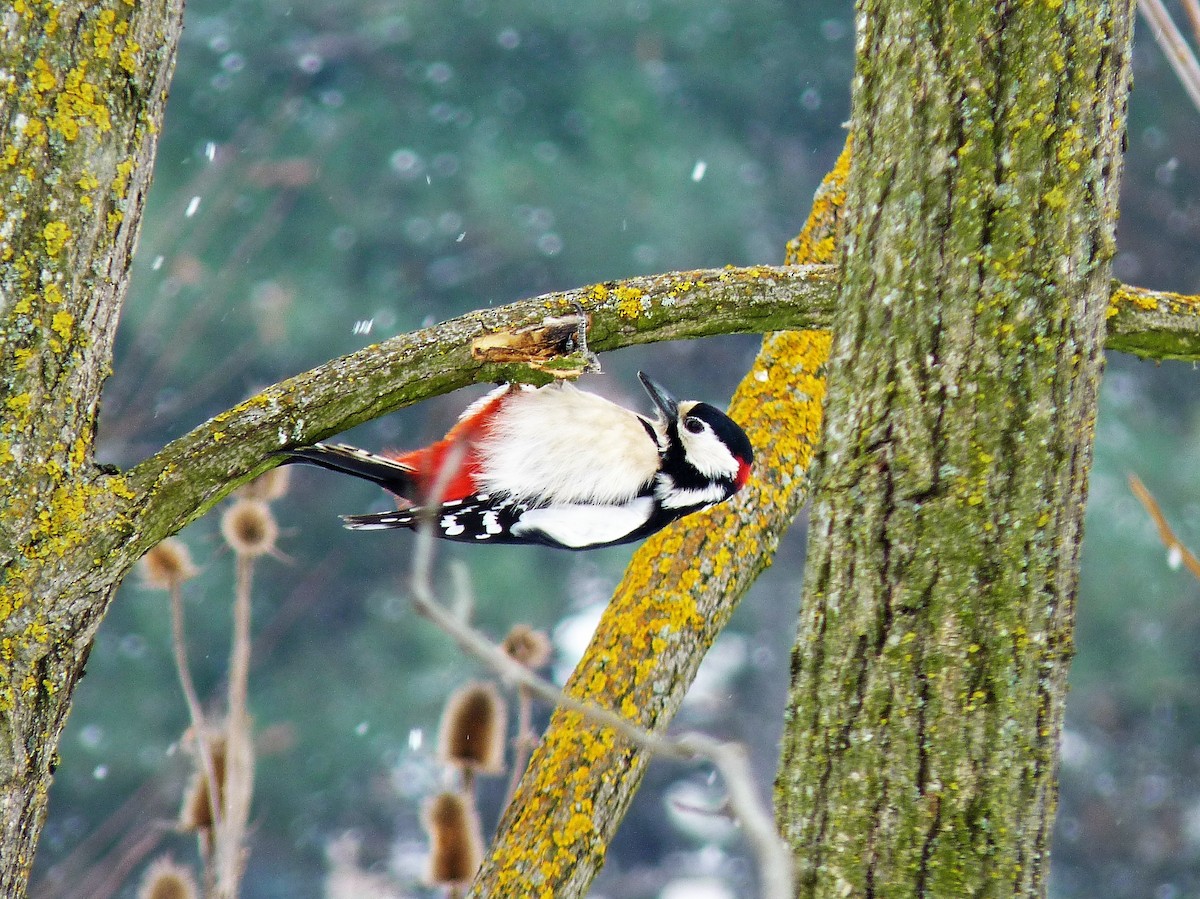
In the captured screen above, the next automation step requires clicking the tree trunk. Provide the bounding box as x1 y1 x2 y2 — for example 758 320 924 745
776 1 1134 896
0 3 183 894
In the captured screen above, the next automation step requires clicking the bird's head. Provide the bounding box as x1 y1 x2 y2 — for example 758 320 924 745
637 371 753 508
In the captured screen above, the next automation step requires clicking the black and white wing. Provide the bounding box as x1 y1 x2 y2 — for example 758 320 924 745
341 494 660 550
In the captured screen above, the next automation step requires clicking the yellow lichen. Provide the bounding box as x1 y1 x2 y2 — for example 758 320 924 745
112 158 135 197
32 58 56 93
51 310 74 341
42 221 70 256
51 63 113 140
613 284 645 319
119 41 141 75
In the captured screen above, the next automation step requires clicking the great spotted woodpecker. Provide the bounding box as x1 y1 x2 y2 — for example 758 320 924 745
282 372 752 550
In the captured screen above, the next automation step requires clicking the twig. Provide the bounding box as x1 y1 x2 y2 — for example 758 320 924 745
169 582 224 835
1183 0 1200 46
212 554 258 899
407 447 794 898
71 820 173 899
673 735 794 899
29 775 169 898
227 555 255 724
504 685 536 807
1128 473 1200 580
1138 0 1200 115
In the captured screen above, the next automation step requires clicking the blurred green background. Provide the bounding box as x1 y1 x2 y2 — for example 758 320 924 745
30 1 1200 897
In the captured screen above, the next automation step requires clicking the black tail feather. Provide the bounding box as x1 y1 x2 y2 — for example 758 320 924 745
339 510 418 531
281 443 417 496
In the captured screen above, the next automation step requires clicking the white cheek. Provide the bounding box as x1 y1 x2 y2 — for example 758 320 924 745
681 431 739 479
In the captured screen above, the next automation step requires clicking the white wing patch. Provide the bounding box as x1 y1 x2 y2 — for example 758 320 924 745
441 514 465 536
477 382 660 505
511 497 655 549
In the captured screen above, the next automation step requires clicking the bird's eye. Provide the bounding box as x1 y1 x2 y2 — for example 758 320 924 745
684 416 706 434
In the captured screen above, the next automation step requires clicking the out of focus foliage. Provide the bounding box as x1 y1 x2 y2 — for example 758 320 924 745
32 1 1200 897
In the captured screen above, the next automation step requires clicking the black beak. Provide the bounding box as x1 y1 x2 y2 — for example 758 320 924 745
637 371 679 421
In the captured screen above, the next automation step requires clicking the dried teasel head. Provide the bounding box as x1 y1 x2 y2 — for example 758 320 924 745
179 732 227 833
139 539 199 591
137 856 199 899
436 681 507 776
220 499 279 558
423 791 483 888
235 465 291 503
501 624 552 670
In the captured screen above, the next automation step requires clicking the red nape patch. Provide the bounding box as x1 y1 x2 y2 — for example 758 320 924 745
735 459 752 490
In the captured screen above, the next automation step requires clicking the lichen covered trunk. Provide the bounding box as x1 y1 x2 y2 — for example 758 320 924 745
0 2 183 894
775 1 1134 896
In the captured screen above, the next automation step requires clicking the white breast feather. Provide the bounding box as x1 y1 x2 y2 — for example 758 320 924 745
477 382 660 504
511 498 655 548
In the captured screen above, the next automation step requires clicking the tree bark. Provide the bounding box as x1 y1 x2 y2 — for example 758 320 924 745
776 1 1134 896
1 2 184 895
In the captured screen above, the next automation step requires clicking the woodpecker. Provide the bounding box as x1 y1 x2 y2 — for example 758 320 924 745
282 372 753 550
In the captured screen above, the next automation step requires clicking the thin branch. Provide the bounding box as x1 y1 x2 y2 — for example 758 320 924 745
674 735 794 899
227 555 255 727
503 686 535 807
407 448 794 898
169 583 224 835
1183 0 1200 47
1128 473 1200 580
409 557 691 762
212 554 258 899
70 820 173 899
1138 0 1200 114
29 779 169 899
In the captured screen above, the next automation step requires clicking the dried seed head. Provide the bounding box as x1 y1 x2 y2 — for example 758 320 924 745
179 733 227 832
501 624 552 670
437 681 507 775
139 539 199 591
423 792 483 887
220 499 278 557
236 466 291 502
137 856 199 899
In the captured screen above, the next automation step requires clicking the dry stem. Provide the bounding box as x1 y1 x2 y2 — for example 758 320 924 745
1138 0 1200 114
169 583 224 837
1128 473 1200 580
